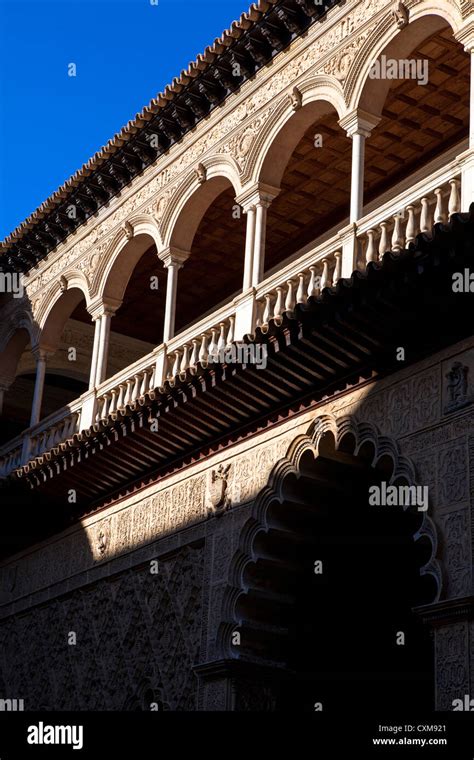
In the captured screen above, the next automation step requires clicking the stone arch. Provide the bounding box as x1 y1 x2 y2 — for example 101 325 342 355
348 4 463 114
35 272 91 338
0 326 32 387
161 159 242 252
39 283 90 353
95 220 161 305
0 307 36 356
217 413 441 706
249 76 347 189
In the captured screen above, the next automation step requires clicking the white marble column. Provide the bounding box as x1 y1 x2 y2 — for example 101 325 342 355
159 248 190 343
236 183 279 292
252 200 271 287
95 310 113 386
454 28 474 210
340 110 381 225
470 46 474 149
88 316 101 390
349 130 368 223
30 349 48 427
243 205 256 290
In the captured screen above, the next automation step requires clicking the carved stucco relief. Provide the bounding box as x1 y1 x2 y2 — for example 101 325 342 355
0 544 205 710
435 623 470 710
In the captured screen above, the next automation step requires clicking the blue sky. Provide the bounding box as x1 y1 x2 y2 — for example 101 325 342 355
0 0 247 239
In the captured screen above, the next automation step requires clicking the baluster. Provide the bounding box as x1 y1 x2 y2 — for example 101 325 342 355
448 178 461 216
262 294 272 325
171 350 181 378
190 339 199 368
420 197 432 233
148 365 156 392
199 334 209 364
132 374 141 403
226 316 235 346
296 273 306 304
208 328 218 358
365 230 377 263
124 379 134 407
180 344 190 373
274 286 284 320
391 213 404 252
332 251 342 284
101 393 110 420
434 187 447 224
285 280 295 313
109 388 118 415
139 370 149 398
378 221 390 258
405 205 416 246
320 258 330 290
217 323 226 354
307 265 319 298
117 383 126 410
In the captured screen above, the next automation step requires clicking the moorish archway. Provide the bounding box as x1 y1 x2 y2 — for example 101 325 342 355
216 415 442 712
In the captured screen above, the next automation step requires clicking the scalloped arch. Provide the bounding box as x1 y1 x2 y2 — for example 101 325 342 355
218 412 442 660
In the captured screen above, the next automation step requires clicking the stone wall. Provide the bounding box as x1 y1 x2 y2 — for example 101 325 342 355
1 336 473 710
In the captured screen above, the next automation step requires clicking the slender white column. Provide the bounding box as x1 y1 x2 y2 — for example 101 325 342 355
349 131 366 224
88 316 102 390
163 261 182 343
95 311 112 386
470 48 474 149
252 201 269 287
30 349 47 427
243 205 256 290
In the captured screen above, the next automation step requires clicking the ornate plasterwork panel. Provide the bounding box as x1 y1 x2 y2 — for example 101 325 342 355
0 544 204 711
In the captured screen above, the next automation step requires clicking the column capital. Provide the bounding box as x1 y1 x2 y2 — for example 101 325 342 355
31 345 54 362
236 182 280 211
158 246 190 269
339 108 381 138
88 297 122 321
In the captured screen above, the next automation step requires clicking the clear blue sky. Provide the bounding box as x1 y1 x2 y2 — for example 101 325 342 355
0 0 248 239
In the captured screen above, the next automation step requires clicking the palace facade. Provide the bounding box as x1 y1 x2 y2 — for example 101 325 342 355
0 0 473 712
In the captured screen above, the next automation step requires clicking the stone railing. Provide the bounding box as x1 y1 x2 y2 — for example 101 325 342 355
27 404 82 463
94 302 237 423
0 401 82 478
357 158 462 266
0 435 23 478
255 243 341 330
0 148 470 477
